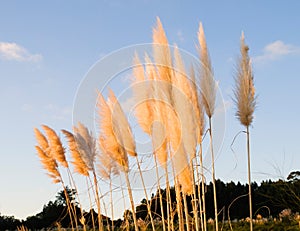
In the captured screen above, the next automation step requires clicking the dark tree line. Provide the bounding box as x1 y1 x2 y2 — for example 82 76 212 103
2 172 300 230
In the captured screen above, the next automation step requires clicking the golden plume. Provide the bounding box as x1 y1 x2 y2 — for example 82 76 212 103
97 92 128 171
173 45 197 159
34 128 49 151
132 54 153 135
41 125 68 168
61 129 89 176
35 144 60 183
107 90 137 157
97 144 120 180
152 17 172 84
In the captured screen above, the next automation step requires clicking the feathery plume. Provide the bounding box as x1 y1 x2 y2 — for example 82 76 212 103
152 17 172 83
107 90 137 157
173 45 197 159
34 128 49 151
168 100 193 195
97 93 128 171
61 129 89 176
35 145 60 183
73 122 97 171
234 31 256 231
151 101 168 166
198 22 219 230
97 144 120 180
176 146 193 195
198 22 216 118
41 125 68 168
234 32 256 126
150 77 170 166
132 54 153 135
189 66 205 144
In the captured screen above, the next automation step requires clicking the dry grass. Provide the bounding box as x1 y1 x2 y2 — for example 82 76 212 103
234 32 256 127
198 22 216 118
41 125 68 168
32 18 259 231
61 129 89 176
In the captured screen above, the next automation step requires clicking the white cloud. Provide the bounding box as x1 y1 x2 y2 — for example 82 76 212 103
253 40 300 63
0 42 42 62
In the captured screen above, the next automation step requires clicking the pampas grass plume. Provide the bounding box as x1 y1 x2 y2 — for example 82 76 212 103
34 128 49 151
173 45 197 159
41 125 68 168
97 93 129 171
35 144 60 183
61 129 89 176
152 17 172 83
189 66 205 144
73 122 97 171
107 89 137 157
198 22 216 118
132 54 153 135
234 32 256 126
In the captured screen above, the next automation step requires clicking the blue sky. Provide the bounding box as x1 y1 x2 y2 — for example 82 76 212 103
1 1 300 220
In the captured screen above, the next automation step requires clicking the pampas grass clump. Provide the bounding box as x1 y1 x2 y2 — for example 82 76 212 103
32 18 259 231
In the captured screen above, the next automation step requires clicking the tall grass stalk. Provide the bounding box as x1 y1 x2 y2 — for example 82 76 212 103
190 160 200 231
135 156 156 231
132 54 168 230
208 118 218 231
233 32 256 231
97 92 139 231
92 171 104 231
109 178 114 231
198 143 207 231
198 22 218 231
85 177 96 231
72 123 104 231
108 90 155 231
62 129 89 231
124 169 139 231
190 65 207 231
183 193 190 231
119 176 130 231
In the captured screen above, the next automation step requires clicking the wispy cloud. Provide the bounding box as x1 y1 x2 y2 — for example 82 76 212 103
176 30 184 42
44 104 72 121
0 42 42 62
253 40 300 64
